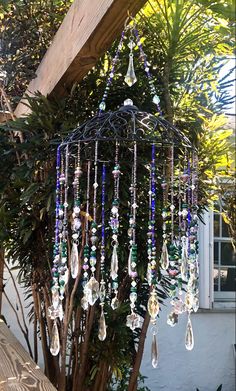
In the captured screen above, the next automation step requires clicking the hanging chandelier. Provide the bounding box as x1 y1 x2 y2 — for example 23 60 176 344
48 18 199 368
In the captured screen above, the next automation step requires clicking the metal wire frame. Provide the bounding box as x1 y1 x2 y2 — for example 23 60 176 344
59 105 194 153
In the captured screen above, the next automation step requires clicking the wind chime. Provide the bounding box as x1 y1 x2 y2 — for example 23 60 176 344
48 18 199 368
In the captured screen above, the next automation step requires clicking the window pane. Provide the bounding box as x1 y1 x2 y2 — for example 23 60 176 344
214 268 219 291
214 242 219 262
214 214 220 236
222 219 230 237
221 242 234 265
220 267 236 291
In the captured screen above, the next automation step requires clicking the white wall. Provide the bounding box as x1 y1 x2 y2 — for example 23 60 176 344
141 303 235 391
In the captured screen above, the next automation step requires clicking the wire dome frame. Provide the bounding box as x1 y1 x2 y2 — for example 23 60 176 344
60 104 193 152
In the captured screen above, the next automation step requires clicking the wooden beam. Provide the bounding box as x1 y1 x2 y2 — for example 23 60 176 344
0 319 56 390
0 111 11 123
14 0 147 118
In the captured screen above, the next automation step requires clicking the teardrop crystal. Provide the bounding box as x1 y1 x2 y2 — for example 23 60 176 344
81 295 89 311
185 317 194 351
85 276 99 306
110 245 118 280
71 242 79 279
50 320 60 356
160 241 169 270
98 310 107 341
147 289 160 321
124 55 137 87
151 333 158 368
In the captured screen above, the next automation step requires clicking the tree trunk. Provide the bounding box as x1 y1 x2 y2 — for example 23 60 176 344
128 312 150 391
0 249 4 316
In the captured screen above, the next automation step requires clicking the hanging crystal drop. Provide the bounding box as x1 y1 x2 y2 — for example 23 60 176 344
151 333 158 368
71 242 79 279
110 245 118 280
58 300 64 321
85 276 99 306
185 316 194 351
98 309 107 341
147 289 160 322
160 241 169 270
128 247 132 276
124 54 137 87
52 287 60 310
50 320 60 356
167 311 178 327
152 95 160 105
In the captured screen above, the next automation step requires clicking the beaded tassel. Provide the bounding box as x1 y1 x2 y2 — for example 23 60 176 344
98 163 107 340
110 142 121 308
71 143 82 279
126 141 141 331
81 161 91 311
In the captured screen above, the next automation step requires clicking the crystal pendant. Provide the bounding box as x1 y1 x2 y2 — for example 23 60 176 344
58 301 64 321
185 316 194 351
85 276 99 306
50 320 60 356
167 311 178 327
128 247 132 276
124 98 133 106
151 333 158 368
160 241 169 270
152 94 160 105
192 294 199 312
111 295 119 310
110 245 118 280
71 242 79 279
48 305 60 320
147 289 160 322
98 309 107 341
52 287 59 310
124 55 137 87
126 312 142 331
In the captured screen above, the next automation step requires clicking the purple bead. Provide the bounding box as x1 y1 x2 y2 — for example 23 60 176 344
131 271 137 278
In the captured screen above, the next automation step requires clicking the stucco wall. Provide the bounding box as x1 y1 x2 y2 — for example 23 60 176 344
141 303 235 391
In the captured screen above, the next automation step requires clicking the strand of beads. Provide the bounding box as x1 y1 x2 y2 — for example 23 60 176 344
98 163 107 341
71 143 82 279
160 157 169 271
126 141 141 331
110 142 120 309
133 26 161 113
81 161 91 311
146 144 160 367
85 142 100 306
99 31 125 113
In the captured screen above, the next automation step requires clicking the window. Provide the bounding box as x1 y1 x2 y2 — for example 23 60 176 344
213 204 235 301
199 209 235 310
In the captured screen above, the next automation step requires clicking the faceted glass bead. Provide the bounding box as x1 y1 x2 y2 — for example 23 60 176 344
52 287 60 310
147 290 160 321
111 295 119 310
128 247 132 276
99 281 106 302
185 317 194 350
84 276 99 306
167 311 178 327
151 333 158 368
48 305 60 320
99 101 106 111
152 94 160 105
125 55 137 87
160 241 169 270
71 242 79 279
192 294 199 312
98 310 107 341
81 295 89 311
126 312 142 330
110 245 118 280
124 98 134 106
50 320 60 356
